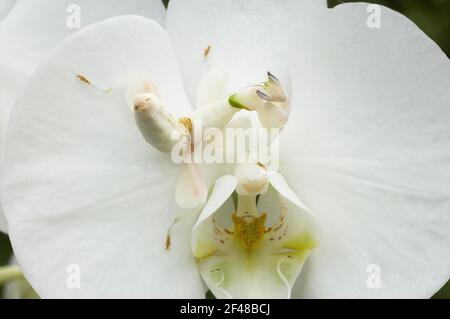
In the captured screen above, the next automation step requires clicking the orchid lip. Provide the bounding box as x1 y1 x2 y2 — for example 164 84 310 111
192 173 320 299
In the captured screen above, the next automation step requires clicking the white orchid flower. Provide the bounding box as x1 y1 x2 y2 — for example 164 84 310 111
0 0 166 233
0 0 449 299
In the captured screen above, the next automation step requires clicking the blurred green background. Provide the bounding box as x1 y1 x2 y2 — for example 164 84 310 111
1 0 449 298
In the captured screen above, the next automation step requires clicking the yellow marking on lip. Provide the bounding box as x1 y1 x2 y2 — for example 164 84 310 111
232 213 267 249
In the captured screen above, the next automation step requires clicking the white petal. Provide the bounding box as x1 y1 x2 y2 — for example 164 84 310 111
267 172 317 219
0 0 166 139
0 0 164 72
0 0 166 233
1 16 203 298
0 0 166 116
282 4 450 298
0 63 25 233
166 0 326 101
196 68 228 108
0 0 14 21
